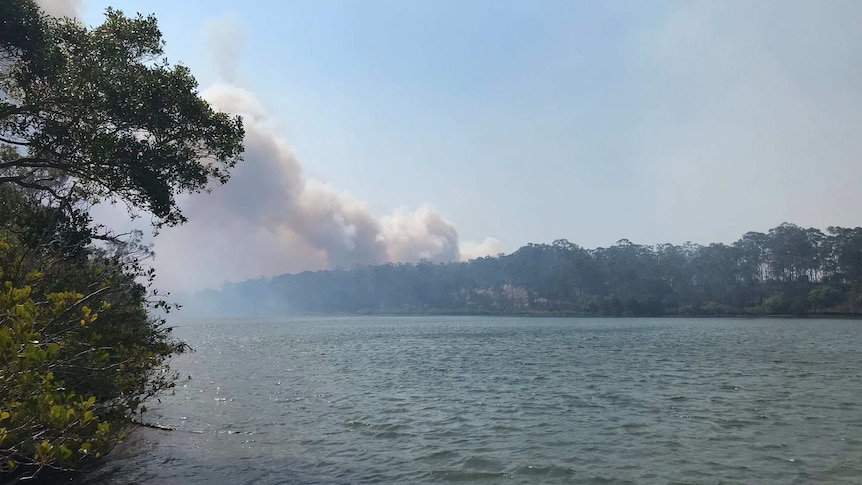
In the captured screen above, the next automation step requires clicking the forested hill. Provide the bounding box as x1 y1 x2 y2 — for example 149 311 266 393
184 223 862 317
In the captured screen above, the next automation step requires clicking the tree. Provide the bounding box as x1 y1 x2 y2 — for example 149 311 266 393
0 1 244 227
0 222 186 479
825 226 862 285
0 1 244 479
734 231 768 300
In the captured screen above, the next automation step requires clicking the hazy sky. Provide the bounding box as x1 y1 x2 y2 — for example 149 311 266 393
37 0 862 291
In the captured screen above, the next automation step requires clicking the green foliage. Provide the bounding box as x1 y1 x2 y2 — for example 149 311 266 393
0 1 241 479
0 227 185 478
699 301 735 316
759 295 790 315
188 223 862 318
0 0 244 227
808 285 842 310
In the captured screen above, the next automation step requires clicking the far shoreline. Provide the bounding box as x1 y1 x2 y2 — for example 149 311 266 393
180 311 862 320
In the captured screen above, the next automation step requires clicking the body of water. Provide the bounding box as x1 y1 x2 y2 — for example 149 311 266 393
88 316 862 484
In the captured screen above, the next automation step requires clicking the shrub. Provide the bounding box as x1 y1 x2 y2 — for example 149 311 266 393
0 230 185 478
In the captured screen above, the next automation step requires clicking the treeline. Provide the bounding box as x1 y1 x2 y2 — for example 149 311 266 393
187 223 862 317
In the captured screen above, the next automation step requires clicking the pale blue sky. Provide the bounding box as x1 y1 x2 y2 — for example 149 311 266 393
65 0 862 289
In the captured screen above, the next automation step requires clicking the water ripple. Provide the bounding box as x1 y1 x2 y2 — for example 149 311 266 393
88 316 862 484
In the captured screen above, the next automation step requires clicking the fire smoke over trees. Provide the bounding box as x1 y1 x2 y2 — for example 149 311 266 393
152 84 499 290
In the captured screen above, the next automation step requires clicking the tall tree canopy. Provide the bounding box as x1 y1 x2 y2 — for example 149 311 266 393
0 1 244 226
186 223 862 318
0 2 244 479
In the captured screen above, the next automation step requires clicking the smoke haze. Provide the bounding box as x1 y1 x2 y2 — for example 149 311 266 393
34 0 82 18
631 1 862 244
151 84 490 291
71 11 500 292
69 1 862 292
202 12 247 85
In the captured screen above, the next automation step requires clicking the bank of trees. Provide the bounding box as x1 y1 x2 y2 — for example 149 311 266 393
189 223 862 317
1 1 243 480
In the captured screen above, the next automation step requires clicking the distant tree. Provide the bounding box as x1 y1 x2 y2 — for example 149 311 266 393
734 231 768 296
825 226 862 285
808 285 842 310
185 223 862 318
690 243 741 304
766 223 821 283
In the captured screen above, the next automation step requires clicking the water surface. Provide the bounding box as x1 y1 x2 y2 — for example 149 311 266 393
89 317 862 484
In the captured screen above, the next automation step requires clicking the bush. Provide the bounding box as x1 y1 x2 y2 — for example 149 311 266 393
1 2 240 479
700 301 735 315
0 229 185 478
760 294 790 315
808 285 843 310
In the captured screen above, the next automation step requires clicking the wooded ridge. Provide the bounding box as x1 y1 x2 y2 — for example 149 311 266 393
186 223 862 317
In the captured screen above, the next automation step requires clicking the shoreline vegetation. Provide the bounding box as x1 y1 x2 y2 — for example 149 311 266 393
186 222 862 319
220 309 862 319
1 2 244 481
261 310 862 319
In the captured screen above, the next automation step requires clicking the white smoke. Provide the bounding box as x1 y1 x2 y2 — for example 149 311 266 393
34 0 83 18
202 12 247 85
80 11 499 291
459 237 503 262
150 83 492 290
381 206 460 263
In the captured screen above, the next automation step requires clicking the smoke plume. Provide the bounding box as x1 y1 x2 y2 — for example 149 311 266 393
151 84 492 290
34 0 82 18
79 10 498 291
459 237 503 262
202 12 247 85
